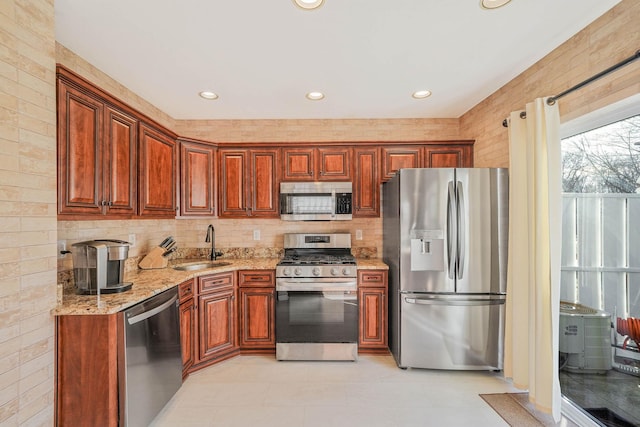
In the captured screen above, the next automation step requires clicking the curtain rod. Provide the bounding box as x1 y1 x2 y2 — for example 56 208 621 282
502 49 640 127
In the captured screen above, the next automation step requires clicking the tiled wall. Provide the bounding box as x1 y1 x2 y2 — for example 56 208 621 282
57 217 382 271
0 0 57 425
461 0 640 168
175 118 461 143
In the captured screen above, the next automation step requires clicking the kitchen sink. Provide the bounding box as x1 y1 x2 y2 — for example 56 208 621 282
172 261 231 271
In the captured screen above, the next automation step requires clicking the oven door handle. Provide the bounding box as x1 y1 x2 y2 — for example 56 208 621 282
276 280 357 292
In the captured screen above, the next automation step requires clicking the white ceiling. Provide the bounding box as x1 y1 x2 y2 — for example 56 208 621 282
54 0 621 120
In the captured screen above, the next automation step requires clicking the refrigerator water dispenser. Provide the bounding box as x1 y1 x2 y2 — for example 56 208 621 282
410 229 444 271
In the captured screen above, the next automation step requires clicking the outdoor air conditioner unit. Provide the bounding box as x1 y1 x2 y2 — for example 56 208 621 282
559 301 612 374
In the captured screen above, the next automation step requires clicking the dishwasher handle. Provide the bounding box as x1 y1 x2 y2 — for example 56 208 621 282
127 293 178 325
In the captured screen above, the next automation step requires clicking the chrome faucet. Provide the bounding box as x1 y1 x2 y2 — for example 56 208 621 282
205 224 223 261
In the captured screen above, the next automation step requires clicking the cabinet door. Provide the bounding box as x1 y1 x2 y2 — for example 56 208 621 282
424 144 473 168
238 287 275 349
138 123 177 217
57 81 104 215
358 270 388 352
353 148 379 217
179 298 195 375
282 148 314 180
180 140 216 216
317 147 351 180
249 150 279 217
104 107 137 216
358 287 387 349
197 288 237 363
380 147 422 182
218 150 248 217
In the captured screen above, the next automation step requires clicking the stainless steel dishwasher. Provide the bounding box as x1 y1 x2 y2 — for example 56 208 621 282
123 287 182 426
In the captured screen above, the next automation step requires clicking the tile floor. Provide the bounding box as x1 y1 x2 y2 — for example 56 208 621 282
151 355 524 427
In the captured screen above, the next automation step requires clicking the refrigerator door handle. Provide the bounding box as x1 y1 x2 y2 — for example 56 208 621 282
456 181 466 280
447 181 456 279
404 296 505 306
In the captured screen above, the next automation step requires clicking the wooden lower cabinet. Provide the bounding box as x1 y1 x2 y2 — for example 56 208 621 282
193 272 239 368
238 270 275 352
178 279 195 377
56 314 122 427
358 270 389 353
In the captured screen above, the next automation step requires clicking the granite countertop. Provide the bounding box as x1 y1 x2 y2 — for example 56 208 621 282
53 258 388 316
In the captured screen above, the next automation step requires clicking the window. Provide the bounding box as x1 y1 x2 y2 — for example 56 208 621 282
559 95 640 426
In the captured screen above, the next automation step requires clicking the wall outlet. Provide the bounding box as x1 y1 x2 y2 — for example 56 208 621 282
253 230 261 241
57 240 67 259
355 229 363 240
128 234 136 247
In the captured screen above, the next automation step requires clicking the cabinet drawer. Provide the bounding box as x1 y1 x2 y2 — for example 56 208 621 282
238 270 275 287
178 279 194 302
199 272 234 294
357 270 388 287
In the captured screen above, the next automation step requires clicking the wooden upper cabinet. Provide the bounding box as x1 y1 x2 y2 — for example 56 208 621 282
282 148 314 180
104 107 137 216
218 150 248 216
353 147 379 217
218 149 279 218
424 144 473 168
57 79 137 217
380 146 422 181
317 147 351 180
282 147 352 181
57 81 104 215
179 139 216 216
138 123 177 218
249 150 279 217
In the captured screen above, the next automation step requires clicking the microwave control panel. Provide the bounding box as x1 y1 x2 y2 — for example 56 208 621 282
336 193 352 214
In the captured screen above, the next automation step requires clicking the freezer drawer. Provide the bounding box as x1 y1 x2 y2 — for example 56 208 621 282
398 294 505 370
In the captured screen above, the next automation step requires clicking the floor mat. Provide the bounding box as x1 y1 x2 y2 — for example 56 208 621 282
584 408 637 427
480 393 544 427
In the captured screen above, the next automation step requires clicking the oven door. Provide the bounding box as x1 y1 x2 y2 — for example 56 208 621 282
275 278 358 360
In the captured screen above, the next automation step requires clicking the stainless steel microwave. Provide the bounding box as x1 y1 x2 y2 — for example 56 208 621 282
279 182 352 221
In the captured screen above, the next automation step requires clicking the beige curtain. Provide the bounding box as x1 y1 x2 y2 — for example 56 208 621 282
504 97 562 421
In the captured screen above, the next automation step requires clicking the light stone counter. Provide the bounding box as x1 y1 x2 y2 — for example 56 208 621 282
356 258 389 270
53 257 388 316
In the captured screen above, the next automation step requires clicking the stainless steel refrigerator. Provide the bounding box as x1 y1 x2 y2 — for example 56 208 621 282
383 168 509 370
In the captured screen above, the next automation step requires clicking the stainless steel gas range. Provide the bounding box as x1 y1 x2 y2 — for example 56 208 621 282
275 233 358 361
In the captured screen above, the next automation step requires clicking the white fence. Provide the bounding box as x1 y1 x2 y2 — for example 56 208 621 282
561 193 640 318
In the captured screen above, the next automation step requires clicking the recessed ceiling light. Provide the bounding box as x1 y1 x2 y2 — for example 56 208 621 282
306 91 325 100
412 90 432 99
199 91 218 100
480 0 512 9
293 0 324 10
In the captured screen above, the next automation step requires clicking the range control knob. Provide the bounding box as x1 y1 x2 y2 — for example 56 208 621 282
312 267 321 276
330 267 339 276
342 268 351 276
294 267 302 276
283 268 292 276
